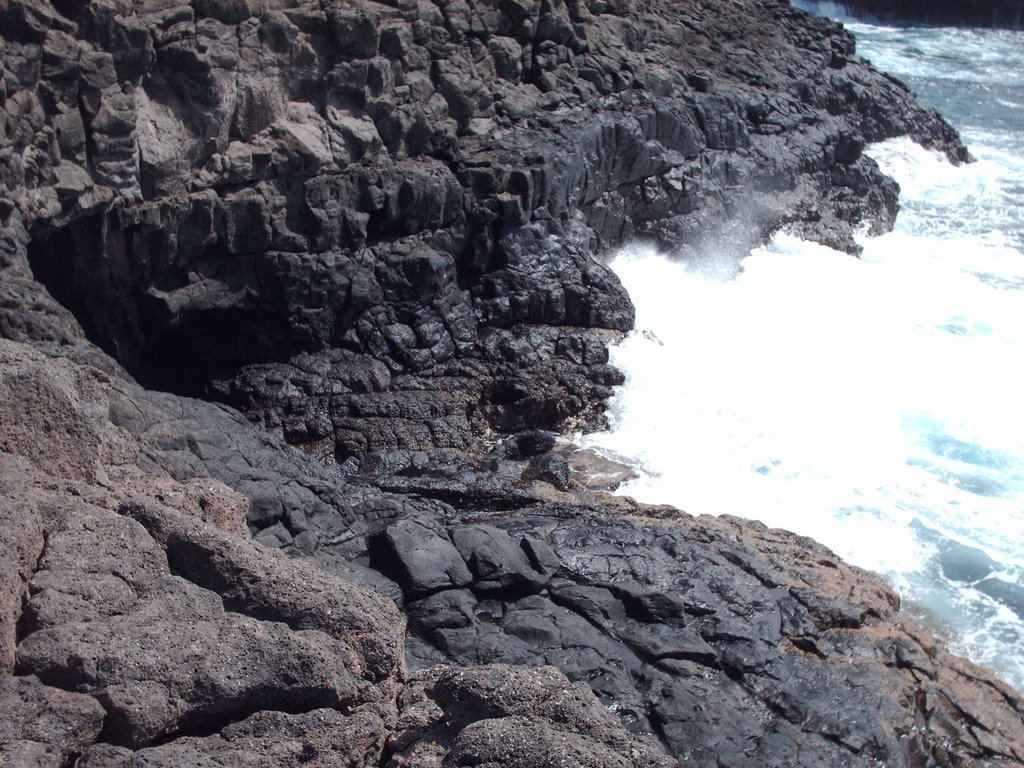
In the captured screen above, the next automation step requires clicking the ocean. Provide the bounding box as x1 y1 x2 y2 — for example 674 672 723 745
581 9 1024 689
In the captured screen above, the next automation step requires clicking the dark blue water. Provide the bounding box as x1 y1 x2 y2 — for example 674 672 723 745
845 20 1024 251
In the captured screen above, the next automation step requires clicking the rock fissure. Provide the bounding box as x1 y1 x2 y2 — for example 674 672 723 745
3 0 1024 766
12 527 52 650
118 694 362 751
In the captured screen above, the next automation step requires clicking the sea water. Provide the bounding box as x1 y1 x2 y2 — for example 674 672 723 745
581 14 1024 689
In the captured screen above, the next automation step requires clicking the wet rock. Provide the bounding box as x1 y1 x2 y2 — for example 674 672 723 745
4 0 968 466
976 578 1024 621
2 2 1021 768
451 524 548 597
392 506 1024 767
923 521 1000 583
524 452 572 490
510 430 558 458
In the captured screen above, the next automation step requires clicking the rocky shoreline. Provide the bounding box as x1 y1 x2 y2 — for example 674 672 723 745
2 0 1023 765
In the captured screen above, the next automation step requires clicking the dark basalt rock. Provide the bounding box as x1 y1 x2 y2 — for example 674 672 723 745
392 504 1024 766
2 0 967 467
370 519 475 598
0 312 1022 766
508 430 558 459
2 1 1022 767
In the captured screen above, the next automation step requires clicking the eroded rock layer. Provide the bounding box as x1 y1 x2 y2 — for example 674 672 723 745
2 0 966 462
1 1 1022 767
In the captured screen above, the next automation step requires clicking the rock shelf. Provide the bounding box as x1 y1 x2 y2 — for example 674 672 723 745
1 1 1021 766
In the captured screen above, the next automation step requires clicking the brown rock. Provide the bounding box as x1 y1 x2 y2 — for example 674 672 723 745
77 708 388 768
15 505 372 749
18 596 367 748
387 664 676 768
446 716 656 768
123 499 406 688
0 466 45 675
0 339 116 484
0 674 105 767
138 476 250 534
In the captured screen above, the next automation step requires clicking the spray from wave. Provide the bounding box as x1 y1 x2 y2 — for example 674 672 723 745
580 136 1024 689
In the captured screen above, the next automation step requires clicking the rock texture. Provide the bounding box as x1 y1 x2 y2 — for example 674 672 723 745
0 338 677 765
2 0 966 466
387 664 676 767
0 675 105 767
1 340 1021 765
2 1 1023 767
391 502 1024 766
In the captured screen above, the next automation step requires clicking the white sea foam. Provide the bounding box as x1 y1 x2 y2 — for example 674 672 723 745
583 8 1024 688
581 138 1024 687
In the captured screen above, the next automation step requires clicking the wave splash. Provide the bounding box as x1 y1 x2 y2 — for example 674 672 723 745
581 137 1024 690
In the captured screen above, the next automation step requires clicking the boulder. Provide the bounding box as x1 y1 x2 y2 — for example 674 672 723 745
450 525 548 597
0 675 105 767
76 708 388 768
14 503 381 749
387 664 676 768
370 519 473 597
124 499 405 686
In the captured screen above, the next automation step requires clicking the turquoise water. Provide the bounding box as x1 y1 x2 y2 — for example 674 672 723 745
583 15 1024 689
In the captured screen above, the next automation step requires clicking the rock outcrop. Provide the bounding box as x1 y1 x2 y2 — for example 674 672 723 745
2 0 965 465
0 336 674 768
2 1 1023 767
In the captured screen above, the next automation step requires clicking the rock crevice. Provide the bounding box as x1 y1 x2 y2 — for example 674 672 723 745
2 1 1023 767
5 0 965 465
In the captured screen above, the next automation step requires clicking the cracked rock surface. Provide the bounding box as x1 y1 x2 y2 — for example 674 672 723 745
2 1 1023 767
1 332 1022 766
0 337 675 766
3 0 965 466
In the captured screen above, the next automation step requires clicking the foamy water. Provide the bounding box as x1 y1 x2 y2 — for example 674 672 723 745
582 19 1024 689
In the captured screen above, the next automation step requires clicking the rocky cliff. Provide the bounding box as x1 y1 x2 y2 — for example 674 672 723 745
1 0 1022 766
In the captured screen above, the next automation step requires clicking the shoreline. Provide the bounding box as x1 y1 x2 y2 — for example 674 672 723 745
2 0 1023 765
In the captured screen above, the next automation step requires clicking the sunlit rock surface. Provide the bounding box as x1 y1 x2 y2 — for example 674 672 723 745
1 1 1022 766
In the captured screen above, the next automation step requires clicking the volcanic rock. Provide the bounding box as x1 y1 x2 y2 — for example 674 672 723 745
75 709 391 768
0 675 105 767
2 0 968 468
1 1 1023 767
14 503 375 749
387 664 675 768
